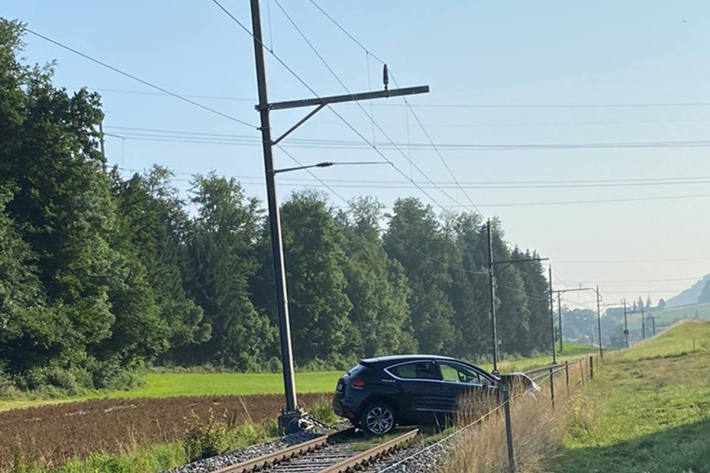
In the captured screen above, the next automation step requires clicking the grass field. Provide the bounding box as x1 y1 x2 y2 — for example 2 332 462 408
623 301 710 331
551 320 710 472
0 344 598 412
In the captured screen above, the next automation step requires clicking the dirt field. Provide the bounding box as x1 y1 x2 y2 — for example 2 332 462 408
0 393 330 467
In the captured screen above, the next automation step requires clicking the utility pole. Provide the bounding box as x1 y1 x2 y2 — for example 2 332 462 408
623 299 629 347
98 121 106 159
486 220 548 374
549 266 557 364
557 291 563 353
651 316 656 336
552 286 599 353
249 0 429 430
641 303 646 340
250 0 298 427
596 286 603 359
487 220 499 374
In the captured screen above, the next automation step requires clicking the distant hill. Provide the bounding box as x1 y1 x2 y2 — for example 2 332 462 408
665 273 710 307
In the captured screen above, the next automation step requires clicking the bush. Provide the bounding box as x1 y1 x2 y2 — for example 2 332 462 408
265 357 282 373
308 401 338 425
0 368 15 397
183 410 229 462
90 361 144 391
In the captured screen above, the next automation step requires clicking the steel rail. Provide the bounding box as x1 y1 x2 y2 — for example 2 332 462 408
210 361 581 473
212 428 355 473
315 428 419 473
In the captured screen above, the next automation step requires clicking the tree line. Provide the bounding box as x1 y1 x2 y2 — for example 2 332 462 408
0 20 552 391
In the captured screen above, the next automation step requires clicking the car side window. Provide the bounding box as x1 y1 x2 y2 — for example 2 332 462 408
439 363 462 382
389 361 441 380
439 362 490 386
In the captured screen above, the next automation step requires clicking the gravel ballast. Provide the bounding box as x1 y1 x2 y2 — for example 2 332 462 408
163 421 350 473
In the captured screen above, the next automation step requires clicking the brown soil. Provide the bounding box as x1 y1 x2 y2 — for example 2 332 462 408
0 393 330 467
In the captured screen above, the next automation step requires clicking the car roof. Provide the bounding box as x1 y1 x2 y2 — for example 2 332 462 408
359 354 458 366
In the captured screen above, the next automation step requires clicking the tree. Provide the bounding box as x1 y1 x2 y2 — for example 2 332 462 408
0 20 165 376
384 198 454 354
512 248 549 353
111 167 210 362
0 184 65 373
443 212 489 359
340 197 416 357
275 191 355 365
657 298 666 311
183 174 274 369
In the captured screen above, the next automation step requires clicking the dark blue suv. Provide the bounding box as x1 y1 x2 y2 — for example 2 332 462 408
332 354 538 435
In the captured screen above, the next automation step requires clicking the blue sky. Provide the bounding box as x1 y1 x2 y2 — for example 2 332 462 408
6 0 710 309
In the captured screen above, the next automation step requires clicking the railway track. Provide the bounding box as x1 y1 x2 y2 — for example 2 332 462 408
195 363 571 473
211 427 419 473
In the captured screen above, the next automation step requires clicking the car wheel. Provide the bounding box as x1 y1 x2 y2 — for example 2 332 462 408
361 403 396 436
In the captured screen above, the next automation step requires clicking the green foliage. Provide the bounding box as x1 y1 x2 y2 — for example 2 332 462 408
384 198 455 354
182 174 273 370
308 401 339 425
3 419 278 473
552 321 710 473
6 443 186 473
340 197 416 357
182 411 230 462
110 167 210 363
0 19 557 394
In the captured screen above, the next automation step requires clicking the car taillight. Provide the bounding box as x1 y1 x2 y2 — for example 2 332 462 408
351 379 365 389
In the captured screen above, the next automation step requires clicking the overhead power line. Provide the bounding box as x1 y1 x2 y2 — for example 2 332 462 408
208 0 461 218
271 0 477 214
109 157 710 189
557 256 710 264
104 127 710 151
79 86 710 111
445 193 710 208
582 276 702 283
25 29 258 130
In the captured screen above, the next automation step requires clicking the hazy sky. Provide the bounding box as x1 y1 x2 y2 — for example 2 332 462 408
6 1 710 310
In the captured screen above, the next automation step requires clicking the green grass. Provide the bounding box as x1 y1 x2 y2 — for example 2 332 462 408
0 371 341 411
551 320 710 473
5 421 277 473
0 345 599 412
482 343 599 373
624 301 710 331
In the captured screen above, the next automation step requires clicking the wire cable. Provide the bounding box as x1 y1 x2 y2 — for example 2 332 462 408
25 29 258 130
271 0 467 215
210 0 460 218
302 1 482 214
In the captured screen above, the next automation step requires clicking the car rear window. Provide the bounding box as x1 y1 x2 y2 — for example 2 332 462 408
348 364 367 376
388 361 440 380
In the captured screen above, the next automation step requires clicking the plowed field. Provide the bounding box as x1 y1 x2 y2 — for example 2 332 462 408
0 393 330 467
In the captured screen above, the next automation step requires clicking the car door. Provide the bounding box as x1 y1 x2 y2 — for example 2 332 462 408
385 360 444 424
437 361 494 414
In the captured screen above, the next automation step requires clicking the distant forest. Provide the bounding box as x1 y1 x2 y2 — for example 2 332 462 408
0 21 553 391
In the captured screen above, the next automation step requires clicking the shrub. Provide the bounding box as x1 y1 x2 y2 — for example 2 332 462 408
308 401 338 425
90 361 144 391
265 357 282 373
183 410 229 462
